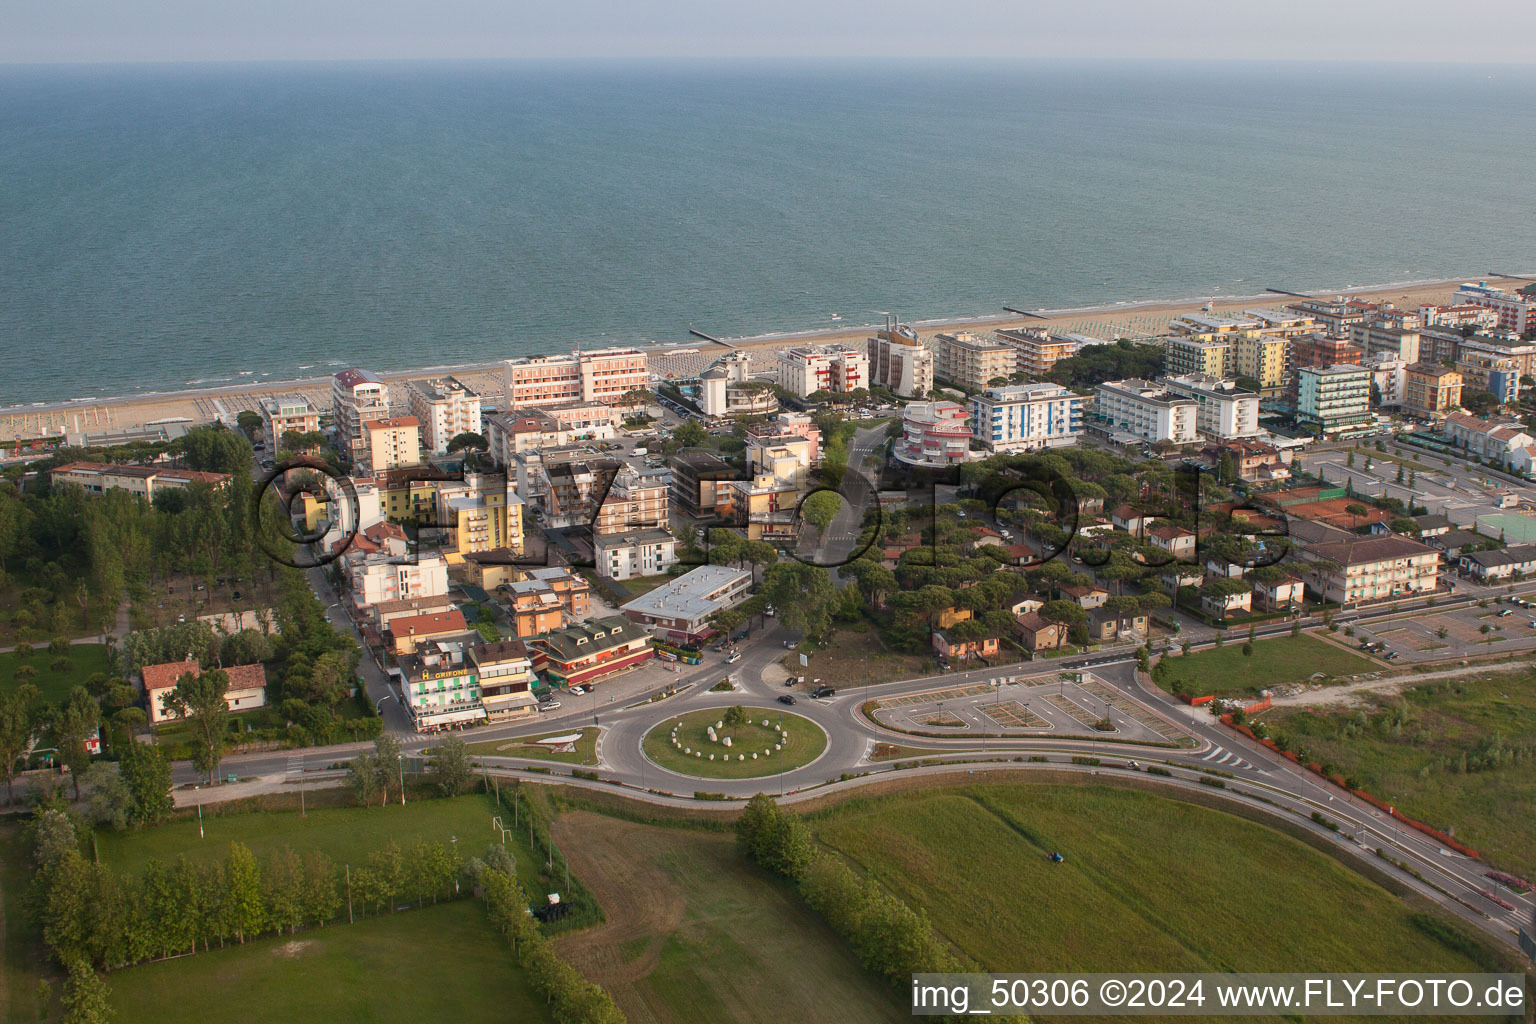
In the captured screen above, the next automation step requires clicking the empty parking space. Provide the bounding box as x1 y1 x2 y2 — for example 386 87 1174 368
979 700 1050 729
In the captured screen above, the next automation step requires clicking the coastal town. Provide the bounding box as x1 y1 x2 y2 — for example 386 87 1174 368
4 273 1536 1017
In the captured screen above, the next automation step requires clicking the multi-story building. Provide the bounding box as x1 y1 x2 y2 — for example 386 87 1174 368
1366 355 1409 410
746 412 820 462
484 404 620 465
1458 334 1536 380
698 351 779 420
1296 364 1373 436
1163 337 1232 379
387 609 471 657
468 640 539 721
362 417 421 474
1169 313 1261 336
504 566 592 638
776 344 868 398
502 347 650 407
1243 308 1317 337
259 395 321 453
50 463 229 504
398 635 484 732
1298 535 1442 606
594 528 679 581
1418 304 1499 330
514 446 621 529
894 400 976 468
669 450 737 519
1232 334 1290 390
1402 363 1463 418
1291 332 1363 371
332 369 390 463
405 377 482 454
1442 412 1534 465
1161 375 1260 439
933 331 1015 391
594 465 669 535
619 565 753 641
1454 282 1536 335
1287 298 1374 335
1092 380 1198 444
723 470 803 543
525 615 654 688
434 472 525 559
968 383 1083 453
1350 322 1421 365
867 322 934 398
349 553 450 612
993 327 1076 377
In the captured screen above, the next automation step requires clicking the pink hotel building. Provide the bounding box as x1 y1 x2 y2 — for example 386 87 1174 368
502 347 650 407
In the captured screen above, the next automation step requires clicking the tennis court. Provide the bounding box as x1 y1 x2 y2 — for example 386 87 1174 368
1476 513 1536 544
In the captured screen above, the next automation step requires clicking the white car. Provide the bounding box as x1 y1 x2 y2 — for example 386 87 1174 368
569 685 588 695
538 699 562 712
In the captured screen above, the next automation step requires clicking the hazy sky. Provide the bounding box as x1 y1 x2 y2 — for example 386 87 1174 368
5 0 1536 64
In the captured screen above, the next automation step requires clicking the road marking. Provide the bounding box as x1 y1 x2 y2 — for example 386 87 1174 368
286 755 304 775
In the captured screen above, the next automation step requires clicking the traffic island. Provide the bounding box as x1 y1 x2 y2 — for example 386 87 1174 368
642 706 828 779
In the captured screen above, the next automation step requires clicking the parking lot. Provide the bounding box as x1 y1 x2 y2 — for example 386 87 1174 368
1295 442 1529 528
868 673 1179 742
1346 597 1536 663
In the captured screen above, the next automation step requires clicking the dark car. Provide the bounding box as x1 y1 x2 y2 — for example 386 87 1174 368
731 629 750 641
777 694 797 705
810 686 836 699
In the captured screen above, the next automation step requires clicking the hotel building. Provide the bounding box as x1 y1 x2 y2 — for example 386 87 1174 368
1161 375 1260 439
1092 380 1198 444
894 400 976 468
993 327 1075 377
968 383 1083 453
332 369 390 463
405 377 482 454
503 347 650 408
259 395 321 453
933 330 1014 391
1296 365 1374 435
1402 363 1463 419
867 322 935 398
776 344 868 398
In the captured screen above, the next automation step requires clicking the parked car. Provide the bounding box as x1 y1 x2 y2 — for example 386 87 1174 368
810 686 836 699
724 652 741 664
538 699 562 711
569 685 588 695
782 639 795 648
777 694 797 705
731 629 750 641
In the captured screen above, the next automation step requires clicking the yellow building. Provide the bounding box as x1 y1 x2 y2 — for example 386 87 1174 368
1163 337 1232 379
363 416 422 474
1234 334 1290 390
1403 363 1463 418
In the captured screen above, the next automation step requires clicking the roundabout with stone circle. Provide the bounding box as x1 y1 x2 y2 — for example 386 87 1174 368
640 705 829 779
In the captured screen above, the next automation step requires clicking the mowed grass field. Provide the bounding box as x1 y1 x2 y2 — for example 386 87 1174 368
0 643 110 703
1158 634 1376 696
466 726 600 765
1259 669 1536 880
551 811 905 1024
106 900 551 1024
814 786 1493 984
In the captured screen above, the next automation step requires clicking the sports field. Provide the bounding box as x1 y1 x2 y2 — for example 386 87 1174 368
1476 512 1536 544
106 900 550 1024
1158 634 1376 697
814 785 1500 979
551 811 904 1024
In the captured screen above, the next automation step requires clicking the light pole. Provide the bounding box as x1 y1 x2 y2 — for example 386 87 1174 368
398 753 406 806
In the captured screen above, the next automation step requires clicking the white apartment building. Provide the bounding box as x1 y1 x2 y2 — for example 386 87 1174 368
1349 322 1422 365
1455 282 1536 335
968 383 1083 452
776 344 868 398
1093 380 1198 444
594 528 679 581
894 400 976 468
934 331 1015 391
1161 375 1260 439
259 394 321 453
867 323 934 398
406 377 482 454
332 369 390 463
699 351 778 419
1299 535 1442 606
350 553 450 611
503 347 650 407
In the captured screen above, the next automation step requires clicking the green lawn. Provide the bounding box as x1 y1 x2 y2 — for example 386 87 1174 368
466 726 599 765
0 825 55 1024
552 811 904 1024
1159 634 1376 697
0 644 110 704
95 791 561 903
1258 668 1536 879
815 785 1500 989
642 707 827 779
107 900 551 1024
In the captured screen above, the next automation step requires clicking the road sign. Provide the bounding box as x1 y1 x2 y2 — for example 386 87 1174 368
799 653 809 667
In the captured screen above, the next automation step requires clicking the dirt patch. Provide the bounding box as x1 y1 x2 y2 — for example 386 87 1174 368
551 813 687 1023
272 940 312 958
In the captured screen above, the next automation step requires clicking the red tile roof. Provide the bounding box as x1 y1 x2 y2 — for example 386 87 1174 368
142 661 266 692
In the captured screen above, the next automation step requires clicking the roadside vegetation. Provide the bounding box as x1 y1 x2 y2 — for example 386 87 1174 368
1153 634 1377 698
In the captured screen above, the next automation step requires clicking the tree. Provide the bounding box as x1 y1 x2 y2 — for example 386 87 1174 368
799 490 841 533
302 851 340 927
347 752 382 807
55 687 101 799
672 420 707 447
117 742 174 826
0 685 37 805
374 733 403 803
81 764 131 831
165 669 230 785
263 848 307 934
445 432 488 453
722 705 748 729
1343 503 1369 519
225 842 265 943
62 959 112 1024
427 736 473 797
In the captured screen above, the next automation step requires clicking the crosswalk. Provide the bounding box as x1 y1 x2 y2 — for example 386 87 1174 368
1200 745 1256 771
285 754 305 775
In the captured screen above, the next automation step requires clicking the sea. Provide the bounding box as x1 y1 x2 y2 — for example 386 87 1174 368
3 58 1535 408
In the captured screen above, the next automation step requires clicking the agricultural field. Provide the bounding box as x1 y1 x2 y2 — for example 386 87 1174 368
0 643 111 703
466 726 600 765
106 900 550 1024
1157 634 1376 697
642 707 827 779
813 784 1502 990
1257 669 1536 879
550 811 905 1024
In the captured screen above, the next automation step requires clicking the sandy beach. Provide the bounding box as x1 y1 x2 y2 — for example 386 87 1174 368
0 274 1508 445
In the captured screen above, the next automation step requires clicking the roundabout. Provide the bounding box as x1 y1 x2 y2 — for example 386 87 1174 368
641 705 829 779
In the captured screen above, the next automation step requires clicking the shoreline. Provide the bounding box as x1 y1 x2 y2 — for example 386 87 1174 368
2 271 1526 443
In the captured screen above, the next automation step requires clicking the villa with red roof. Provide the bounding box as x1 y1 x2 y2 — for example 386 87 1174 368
141 660 267 725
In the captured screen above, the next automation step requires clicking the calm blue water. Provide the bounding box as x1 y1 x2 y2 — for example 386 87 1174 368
3 59 1535 406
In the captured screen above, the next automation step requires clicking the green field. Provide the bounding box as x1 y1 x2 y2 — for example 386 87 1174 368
642 706 827 779
551 811 904 1024
466 726 600 765
1258 669 1536 879
106 900 551 1024
0 826 51 1024
0 643 111 704
783 626 928 688
814 785 1499 989
1159 634 1376 697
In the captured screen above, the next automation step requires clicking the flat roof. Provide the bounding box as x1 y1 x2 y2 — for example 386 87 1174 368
619 564 751 622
